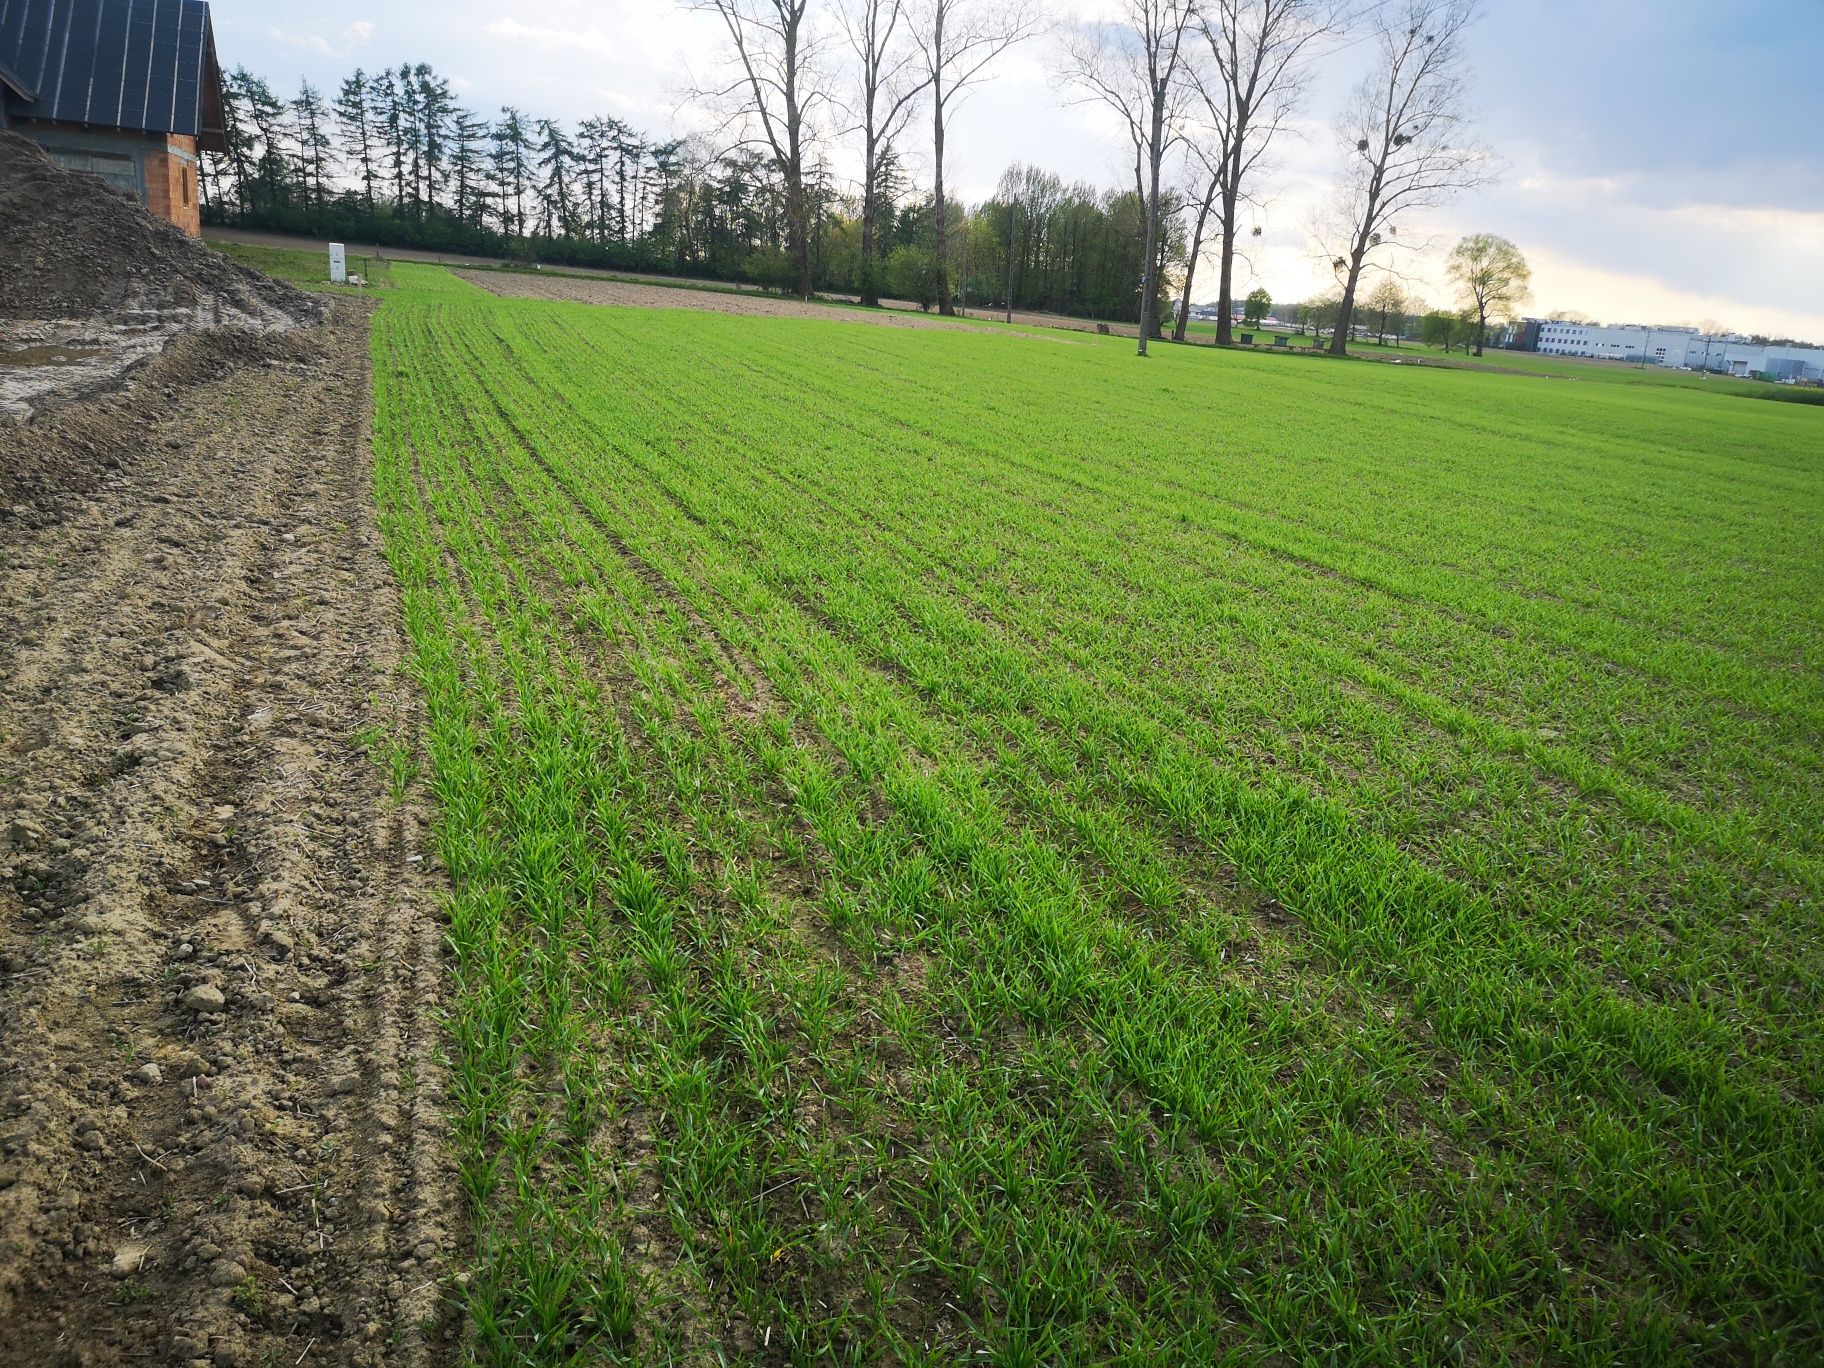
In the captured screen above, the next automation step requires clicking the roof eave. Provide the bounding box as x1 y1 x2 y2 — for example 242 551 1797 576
196 8 226 152
0 58 40 104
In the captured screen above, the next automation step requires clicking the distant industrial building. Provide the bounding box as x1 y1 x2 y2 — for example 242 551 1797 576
1534 320 1699 363
0 0 227 236
1182 302 1288 329
1508 318 1824 382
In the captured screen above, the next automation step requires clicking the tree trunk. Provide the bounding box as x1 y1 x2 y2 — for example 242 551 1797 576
1473 303 1486 356
859 144 880 307
1330 237 1368 356
784 20 813 300
1004 199 1016 324
786 172 811 297
1137 96 1166 358
933 82 952 315
860 205 878 305
1153 232 1169 339
1214 184 1239 345
1173 174 1217 344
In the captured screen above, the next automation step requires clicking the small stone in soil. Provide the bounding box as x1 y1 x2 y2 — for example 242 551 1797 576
111 1242 149 1276
182 984 225 1013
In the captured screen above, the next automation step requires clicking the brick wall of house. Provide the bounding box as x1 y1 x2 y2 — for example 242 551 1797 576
13 123 201 235
145 134 201 236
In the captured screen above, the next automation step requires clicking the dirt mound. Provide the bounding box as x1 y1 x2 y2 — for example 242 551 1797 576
0 326 323 527
0 131 318 327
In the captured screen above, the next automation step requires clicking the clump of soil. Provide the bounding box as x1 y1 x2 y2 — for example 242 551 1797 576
0 131 317 327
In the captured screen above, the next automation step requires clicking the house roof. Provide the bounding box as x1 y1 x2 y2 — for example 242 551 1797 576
0 0 225 151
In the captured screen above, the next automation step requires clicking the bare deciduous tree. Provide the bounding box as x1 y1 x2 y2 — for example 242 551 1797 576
1063 0 1201 356
690 0 829 297
1171 156 1223 341
913 0 1041 316
838 0 929 306
1322 0 1490 355
1190 0 1338 344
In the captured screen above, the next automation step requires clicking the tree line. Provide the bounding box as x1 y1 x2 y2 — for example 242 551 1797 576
202 58 1165 320
207 63 789 278
204 0 1509 348
1279 231 1532 355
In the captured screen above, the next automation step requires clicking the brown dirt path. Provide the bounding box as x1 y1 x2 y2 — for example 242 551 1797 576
460 267 1132 345
0 300 457 1367
457 267 1150 340
456 268 994 331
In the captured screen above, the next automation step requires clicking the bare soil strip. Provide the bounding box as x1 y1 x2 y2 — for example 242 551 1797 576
463 264 1116 337
208 227 1136 336
459 268 1006 331
0 301 457 1367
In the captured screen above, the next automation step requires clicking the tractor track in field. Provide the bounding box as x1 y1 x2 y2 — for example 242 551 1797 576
0 300 459 1367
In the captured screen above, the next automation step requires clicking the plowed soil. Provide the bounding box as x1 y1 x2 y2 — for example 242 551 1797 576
0 299 457 1367
456 268 986 329
454 265 1139 337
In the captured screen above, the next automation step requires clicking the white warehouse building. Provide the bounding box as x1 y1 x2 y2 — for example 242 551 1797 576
1529 320 1824 381
1536 321 1698 363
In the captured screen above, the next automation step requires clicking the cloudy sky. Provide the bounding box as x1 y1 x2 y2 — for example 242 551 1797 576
222 0 1824 338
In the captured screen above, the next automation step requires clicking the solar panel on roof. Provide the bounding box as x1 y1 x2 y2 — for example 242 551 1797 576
146 39 176 125
89 1 127 125
1 0 216 136
68 0 99 122
12 0 52 91
29 0 61 106
4 1 31 75
152 47 177 124
127 18 157 125
0 5 28 81
69 0 106 121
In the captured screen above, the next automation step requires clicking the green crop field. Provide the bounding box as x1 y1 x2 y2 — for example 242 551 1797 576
209 239 397 290
369 262 1823 1364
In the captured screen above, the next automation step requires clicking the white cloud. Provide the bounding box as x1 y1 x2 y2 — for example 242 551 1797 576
483 18 620 58
1207 143 1824 339
479 6 712 127
1520 246 1824 340
268 20 376 59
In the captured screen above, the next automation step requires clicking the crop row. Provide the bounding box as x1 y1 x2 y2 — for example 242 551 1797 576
372 265 1824 1364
